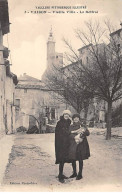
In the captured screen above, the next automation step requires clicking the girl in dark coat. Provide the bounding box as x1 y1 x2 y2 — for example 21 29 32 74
68 113 90 180
55 110 71 183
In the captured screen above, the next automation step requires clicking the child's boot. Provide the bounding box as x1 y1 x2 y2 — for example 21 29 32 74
69 161 77 178
76 160 83 180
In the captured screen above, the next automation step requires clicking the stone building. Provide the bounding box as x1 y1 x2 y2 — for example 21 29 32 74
0 0 18 139
78 43 106 124
61 46 106 126
110 22 122 54
109 23 122 126
15 73 64 130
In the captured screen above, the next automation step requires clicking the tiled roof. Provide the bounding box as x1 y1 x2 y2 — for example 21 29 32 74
16 84 45 90
15 83 55 91
18 74 41 82
15 84 64 92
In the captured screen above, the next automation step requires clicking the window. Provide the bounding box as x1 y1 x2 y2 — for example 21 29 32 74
86 57 89 63
45 107 49 118
51 108 55 119
15 99 20 107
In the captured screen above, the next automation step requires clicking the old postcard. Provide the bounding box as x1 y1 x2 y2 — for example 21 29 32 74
0 0 122 192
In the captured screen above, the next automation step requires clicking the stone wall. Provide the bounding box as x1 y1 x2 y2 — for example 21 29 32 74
0 21 16 139
0 21 6 139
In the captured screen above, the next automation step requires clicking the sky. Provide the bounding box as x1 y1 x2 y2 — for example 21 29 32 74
3 0 122 79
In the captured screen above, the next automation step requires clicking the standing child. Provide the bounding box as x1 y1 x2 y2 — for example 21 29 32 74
68 113 90 180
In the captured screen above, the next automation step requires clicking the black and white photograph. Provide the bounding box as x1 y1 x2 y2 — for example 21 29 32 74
0 0 122 192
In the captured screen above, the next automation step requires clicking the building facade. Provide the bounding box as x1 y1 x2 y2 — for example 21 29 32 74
15 73 65 130
109 23 122 126
0 0 18 139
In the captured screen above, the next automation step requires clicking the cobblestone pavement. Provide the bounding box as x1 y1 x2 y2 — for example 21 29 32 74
1 132 122 191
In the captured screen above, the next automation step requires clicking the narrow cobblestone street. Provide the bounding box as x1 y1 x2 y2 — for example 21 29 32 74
0 131 122 191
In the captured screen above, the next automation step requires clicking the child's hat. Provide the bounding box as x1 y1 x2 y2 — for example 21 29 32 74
72 113 80 120
62 110 71 116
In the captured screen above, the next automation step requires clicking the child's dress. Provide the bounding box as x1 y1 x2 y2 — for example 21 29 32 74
68 121 90 162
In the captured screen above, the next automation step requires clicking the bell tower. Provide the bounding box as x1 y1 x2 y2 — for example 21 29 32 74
47 27 55 68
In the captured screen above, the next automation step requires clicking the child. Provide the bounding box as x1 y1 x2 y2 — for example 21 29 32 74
68 113 90 180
